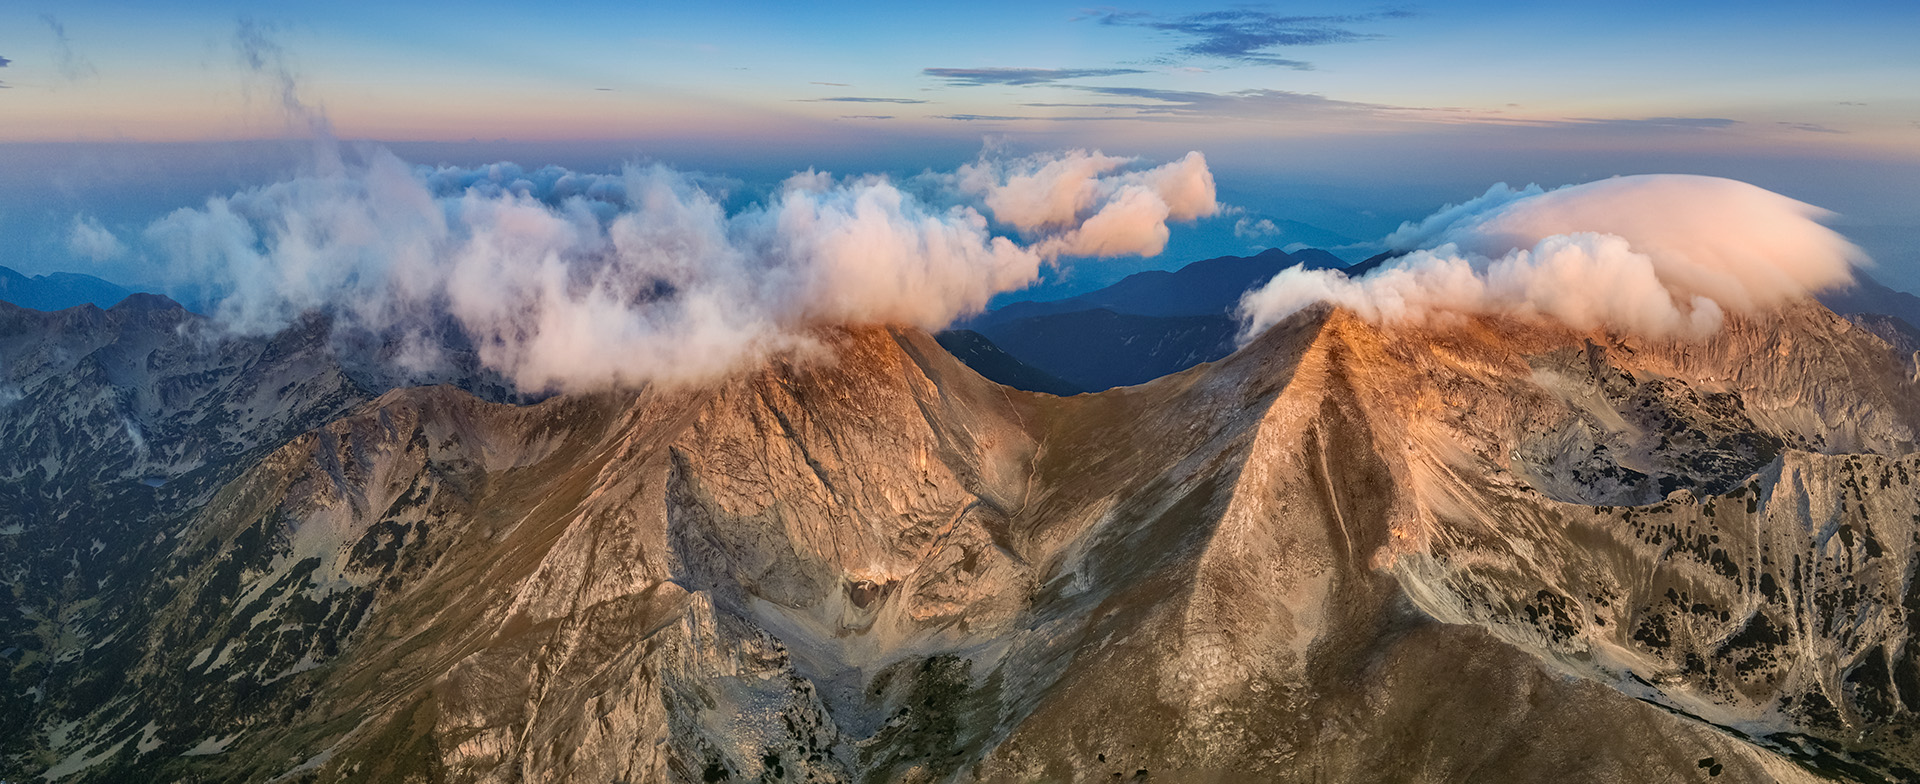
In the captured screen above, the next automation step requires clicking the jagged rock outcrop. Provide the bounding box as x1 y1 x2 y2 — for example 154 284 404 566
5 297 1919 782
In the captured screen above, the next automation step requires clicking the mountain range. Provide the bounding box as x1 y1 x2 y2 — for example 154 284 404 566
2 263 1920 780
948 248 1343 393
947 248 1920 399
0 265 136 312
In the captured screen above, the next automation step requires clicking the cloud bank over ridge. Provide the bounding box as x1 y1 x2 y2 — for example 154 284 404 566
133 148 1217 393
1238 174 1867 341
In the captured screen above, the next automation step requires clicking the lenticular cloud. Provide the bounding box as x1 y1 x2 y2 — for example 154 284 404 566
1237 174 1867 341
141 148 1217 393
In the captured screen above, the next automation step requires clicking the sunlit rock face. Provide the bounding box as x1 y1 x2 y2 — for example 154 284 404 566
4 296 1919 783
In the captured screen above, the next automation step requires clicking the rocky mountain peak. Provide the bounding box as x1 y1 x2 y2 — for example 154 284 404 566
5 296 1920 781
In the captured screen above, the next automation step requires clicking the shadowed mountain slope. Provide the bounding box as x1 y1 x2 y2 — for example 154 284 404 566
934 329 1084 396
969 308 1237 393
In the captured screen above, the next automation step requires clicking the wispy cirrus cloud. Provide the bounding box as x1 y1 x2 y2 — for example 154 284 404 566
922 67 1147 86
42 15 97 81
234 18 333 140
1022 86 1386 120
802 96 928 104
1778 121 1845 134
969 83 1746 134
1565 116 1737 129
1091 8 1412 69
934 114 1028 122
1029 85 1751 132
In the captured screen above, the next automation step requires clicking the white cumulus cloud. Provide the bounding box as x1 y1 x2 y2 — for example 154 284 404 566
140 148 1217 393
953 149 1218 258
68 215 128 262
1234 217 1280 239
1238 174 1866 341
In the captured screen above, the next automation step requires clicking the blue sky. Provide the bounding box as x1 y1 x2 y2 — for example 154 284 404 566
5 0 1913 146
1 0 1917 294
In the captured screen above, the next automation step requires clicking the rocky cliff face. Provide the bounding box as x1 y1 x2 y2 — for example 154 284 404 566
4 297 1918 782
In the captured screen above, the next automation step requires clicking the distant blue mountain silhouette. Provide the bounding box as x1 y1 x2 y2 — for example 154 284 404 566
949 247 1348 393
963 247 1345 331
965 308 1239 393
0 265 138 311
1818 271 1920 330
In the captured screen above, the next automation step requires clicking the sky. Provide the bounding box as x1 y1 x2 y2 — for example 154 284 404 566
2 0 1918 295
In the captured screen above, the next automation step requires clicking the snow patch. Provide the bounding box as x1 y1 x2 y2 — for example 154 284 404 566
180 732 243 756
188 641 217 669
40 737 132 781
134 721 163 754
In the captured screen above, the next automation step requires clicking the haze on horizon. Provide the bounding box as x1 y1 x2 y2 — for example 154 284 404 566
1 0 1917 295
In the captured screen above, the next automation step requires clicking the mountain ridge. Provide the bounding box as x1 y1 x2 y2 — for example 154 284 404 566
6 293 1919 781
1818 270 1920 330
0 264 137 312
947 247 1347 392
962 246 1345 330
